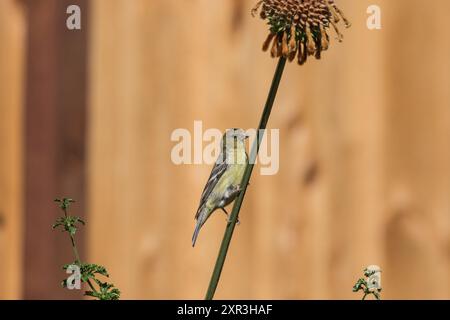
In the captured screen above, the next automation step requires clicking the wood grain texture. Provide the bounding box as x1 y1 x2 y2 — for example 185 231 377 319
0 0 25 300
383 0 450 299
87 0 450 299
1 0 448 299
23 0 88 299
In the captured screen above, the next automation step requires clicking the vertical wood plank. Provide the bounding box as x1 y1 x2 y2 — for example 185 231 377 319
0 0 26 300
383 0 450 299
23 0 88 299
311 0 388 299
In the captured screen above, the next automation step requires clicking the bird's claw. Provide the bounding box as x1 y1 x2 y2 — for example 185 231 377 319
226 216 241 225
221 206 240 225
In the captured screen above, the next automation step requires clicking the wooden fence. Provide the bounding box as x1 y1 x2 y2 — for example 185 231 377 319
0 0 449 299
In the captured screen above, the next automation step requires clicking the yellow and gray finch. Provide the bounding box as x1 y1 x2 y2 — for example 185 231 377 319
192 129 249 247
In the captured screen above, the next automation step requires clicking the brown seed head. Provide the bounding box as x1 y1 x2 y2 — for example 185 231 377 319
252 0 350 65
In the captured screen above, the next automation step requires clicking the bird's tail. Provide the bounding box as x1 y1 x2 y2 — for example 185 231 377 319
192 219 202 247
192 208 208 247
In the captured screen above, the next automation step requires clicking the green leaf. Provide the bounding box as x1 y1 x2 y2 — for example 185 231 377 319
54 198 76 210
52 216 85 235
79 263 110 282
84 279 121 300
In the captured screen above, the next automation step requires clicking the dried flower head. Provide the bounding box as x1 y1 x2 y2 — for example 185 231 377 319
252 0 351 65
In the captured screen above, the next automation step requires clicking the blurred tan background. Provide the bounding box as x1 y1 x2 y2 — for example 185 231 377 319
0 0 449 299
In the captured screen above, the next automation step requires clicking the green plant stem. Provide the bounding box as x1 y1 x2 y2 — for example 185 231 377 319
70 234 81 264
63 208 97 294
87 279 97 292
64 208 81 264
205 57 287 300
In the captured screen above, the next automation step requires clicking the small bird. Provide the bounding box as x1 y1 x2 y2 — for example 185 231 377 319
192 128 249 247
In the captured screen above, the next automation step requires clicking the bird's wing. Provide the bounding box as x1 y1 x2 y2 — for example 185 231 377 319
195 154 228 219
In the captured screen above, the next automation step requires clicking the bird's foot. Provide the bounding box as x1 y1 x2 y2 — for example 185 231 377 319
221 208 240 225
226 216 241 225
